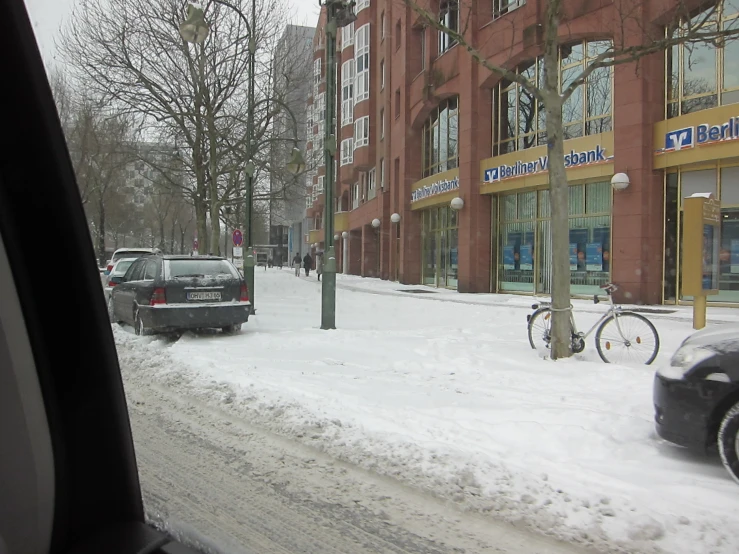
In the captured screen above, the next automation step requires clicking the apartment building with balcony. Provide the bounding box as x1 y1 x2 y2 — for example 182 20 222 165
305 0 739 305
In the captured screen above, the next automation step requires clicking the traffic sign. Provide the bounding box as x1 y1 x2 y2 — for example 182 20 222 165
232 229 243 247
233 246 243 257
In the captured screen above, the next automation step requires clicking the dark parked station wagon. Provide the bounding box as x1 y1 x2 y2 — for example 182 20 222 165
109 255 251 335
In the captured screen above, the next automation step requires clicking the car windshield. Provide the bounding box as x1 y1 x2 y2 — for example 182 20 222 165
113 250 149 261
168 259 236 279
21 0 739 553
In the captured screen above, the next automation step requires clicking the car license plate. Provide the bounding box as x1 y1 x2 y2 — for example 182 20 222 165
187 291 221 301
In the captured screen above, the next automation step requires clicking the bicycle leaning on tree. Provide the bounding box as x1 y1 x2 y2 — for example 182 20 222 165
526 283 660 365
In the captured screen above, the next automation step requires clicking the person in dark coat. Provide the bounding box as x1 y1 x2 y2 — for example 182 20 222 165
303 252 312 277
292 252 301 277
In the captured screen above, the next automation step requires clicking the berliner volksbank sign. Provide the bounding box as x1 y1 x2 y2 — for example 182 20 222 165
484 145 612 183
658 116 739 153
411 176 460 203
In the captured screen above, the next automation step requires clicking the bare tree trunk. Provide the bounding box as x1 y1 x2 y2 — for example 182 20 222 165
195 198 207 254
97 192 106 266
170 219 176 254
543 0 571 360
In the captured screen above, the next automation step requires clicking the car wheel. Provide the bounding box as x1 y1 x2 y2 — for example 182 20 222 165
222 323 242 334
718 401 739 485
134 310 150 337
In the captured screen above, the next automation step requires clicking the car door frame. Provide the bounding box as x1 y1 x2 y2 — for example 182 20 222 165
113 259 147 325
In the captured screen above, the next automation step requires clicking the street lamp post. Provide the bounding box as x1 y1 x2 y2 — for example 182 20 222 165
320 0 356 330
180 2 305 315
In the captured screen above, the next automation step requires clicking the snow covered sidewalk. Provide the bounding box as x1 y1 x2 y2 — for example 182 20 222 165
116 269 739 554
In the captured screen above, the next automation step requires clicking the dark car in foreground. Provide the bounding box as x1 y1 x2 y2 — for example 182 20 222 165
110 254 251 335
654 325 739 483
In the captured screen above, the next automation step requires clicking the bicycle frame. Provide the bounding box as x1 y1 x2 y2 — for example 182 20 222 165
537 291 624 340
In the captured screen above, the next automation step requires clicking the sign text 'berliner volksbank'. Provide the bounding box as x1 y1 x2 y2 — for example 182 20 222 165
411 176 460 203
483 145 611 183
659 116 739 153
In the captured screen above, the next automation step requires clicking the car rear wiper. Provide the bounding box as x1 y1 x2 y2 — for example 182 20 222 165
174 273 205 278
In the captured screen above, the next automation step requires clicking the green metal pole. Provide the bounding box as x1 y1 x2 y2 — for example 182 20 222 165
244 0 257 315
321 2 338 330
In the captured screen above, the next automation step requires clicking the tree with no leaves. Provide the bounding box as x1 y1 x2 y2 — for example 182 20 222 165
403 0 739 359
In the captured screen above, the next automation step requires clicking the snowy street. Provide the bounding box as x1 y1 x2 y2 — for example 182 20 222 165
116 270 739 554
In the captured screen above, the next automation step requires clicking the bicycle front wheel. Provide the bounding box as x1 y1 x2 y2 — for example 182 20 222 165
528 308 552 351
595 312 659 365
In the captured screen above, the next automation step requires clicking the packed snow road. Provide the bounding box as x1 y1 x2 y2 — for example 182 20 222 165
116 269 739 554
125 366 588 554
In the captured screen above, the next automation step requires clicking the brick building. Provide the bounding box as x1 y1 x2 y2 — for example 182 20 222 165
305 0 739 305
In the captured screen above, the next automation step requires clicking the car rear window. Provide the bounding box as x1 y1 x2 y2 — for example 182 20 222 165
113 260 135 275
113 250 150 261
167 259 238 279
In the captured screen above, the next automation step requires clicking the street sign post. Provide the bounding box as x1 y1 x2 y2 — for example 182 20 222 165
232 229 243 247
233 246 243 258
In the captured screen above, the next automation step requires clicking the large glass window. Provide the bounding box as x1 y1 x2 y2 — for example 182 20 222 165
341 22 354 50
355 24 371 104
340 138 354 166
666 2 739 117
422 97 459 177
498 182 612 295
341 59 355 127
664 163 739 303
438 1 459 54
354 116 369 148
493 40 613 155
422 206 459 288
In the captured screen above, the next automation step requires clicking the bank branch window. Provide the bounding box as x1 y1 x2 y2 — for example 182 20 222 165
422 206 459 288
664 164 739 303
493 40 613 155
666 2 739 117
422 97 459 177
498 181 611 295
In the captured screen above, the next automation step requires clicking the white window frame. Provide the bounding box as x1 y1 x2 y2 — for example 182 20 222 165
380 158 385 190
352 182 361 209
340 138 354 166
380 12 385 40
341 22 355 50
438 1 459 55
355 24 371 104
367 167 377 200
341 59 355 126
380 60 385 89
380 108 385 139
354 116 370 148
317 175 325 193
494 0 525 19
355 0 370 13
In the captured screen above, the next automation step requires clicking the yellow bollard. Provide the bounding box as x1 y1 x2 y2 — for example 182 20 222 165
693 295 707 330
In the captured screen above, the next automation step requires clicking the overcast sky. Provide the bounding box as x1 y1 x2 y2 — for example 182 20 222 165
23 0 320 66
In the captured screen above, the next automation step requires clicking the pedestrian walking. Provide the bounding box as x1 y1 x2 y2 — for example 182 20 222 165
292 252 301 277
316 251 323 281
303 252 313 277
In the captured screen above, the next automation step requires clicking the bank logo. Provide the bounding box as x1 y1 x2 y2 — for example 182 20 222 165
484 167 500 182
664 127 694 152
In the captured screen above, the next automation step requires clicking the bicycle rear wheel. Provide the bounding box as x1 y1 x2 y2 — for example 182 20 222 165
595 312 659 365
528 308 552 351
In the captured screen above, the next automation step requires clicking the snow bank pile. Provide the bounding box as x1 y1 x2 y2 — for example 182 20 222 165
114 272 739 554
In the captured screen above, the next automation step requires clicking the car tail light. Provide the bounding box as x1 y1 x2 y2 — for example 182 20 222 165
109 282 117 287
150 287 167 306
240 283 249 302
107 264 114 272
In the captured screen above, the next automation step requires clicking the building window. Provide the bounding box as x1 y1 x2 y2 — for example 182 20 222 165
313 58 321 92
352 182 361 209
422 96 459 177
355 0 370 13
340 138 354 166
493 40 613 155
341 59 355 126
380 60 385 89
666 3 739 117
498 182 611 295
341 22 354 50
438 1 459 54
380 158 385 189
396 20 402 51
422 206 459 288
354 116 370 148
368 167 377 200
317 175 325 193
380 11 385 40
380 108 385 139
395 88 400 118
664 163 739 303
355 24 371 104
493 0 525 19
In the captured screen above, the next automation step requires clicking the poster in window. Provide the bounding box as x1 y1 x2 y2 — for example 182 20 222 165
569 243 578 271
702 224 720 290
586 243 603 272
520 244 533 270
503 245 515 270
450 247 458 267
731 239 739 275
